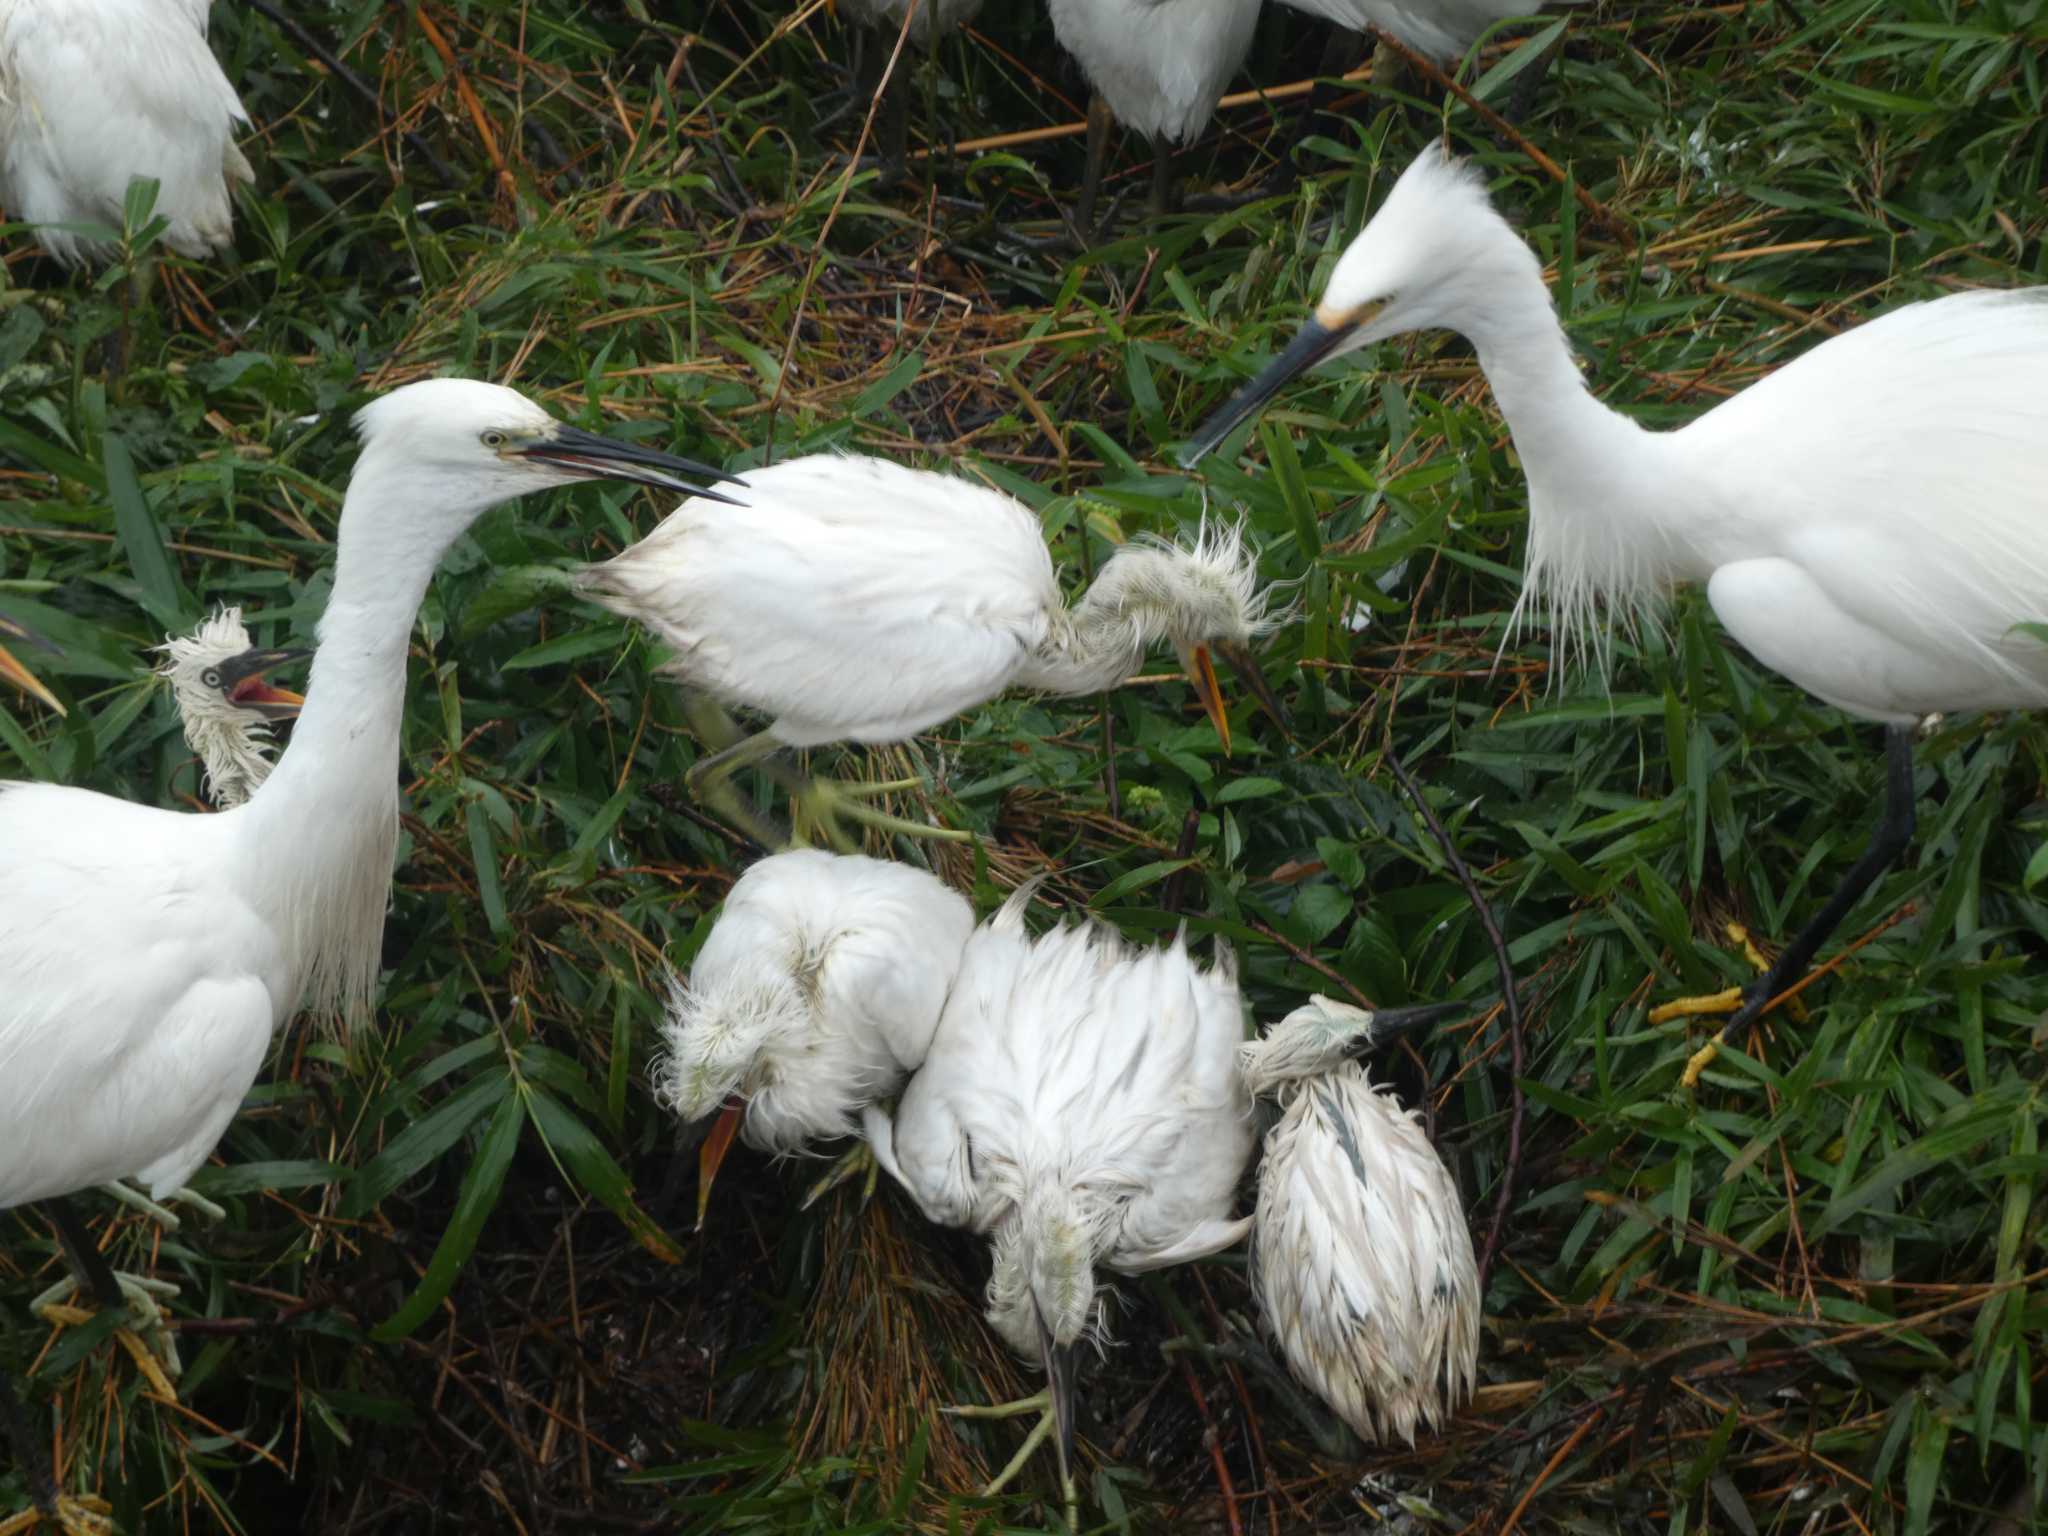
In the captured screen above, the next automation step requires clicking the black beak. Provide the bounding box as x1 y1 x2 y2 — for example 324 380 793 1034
1355 999 1469 1057
214 646 310 720
1035 1304 1078 1494
1178 317 1352 469
520 425 747 504
1214 640 1289 734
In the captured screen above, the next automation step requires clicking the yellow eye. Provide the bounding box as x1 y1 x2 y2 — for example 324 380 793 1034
481 430 509 449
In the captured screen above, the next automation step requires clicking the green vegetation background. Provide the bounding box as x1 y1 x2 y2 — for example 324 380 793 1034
2 1 2046 1531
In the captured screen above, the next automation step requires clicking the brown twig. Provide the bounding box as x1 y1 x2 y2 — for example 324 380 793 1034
1382 748 1524 1288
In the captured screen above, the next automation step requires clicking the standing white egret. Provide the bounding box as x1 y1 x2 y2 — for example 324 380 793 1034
155 607 306 810
0 0 252 266
0 617 63 716
1045 0 1260 229
575 453 1282 846
0 379 728 1533
1181 144 2048 1083
653 847 974 1223
865 889 1254 1518
1238 996 1480 1446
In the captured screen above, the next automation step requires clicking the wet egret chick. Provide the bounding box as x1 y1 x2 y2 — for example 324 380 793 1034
1182 144 2048 1083
1048 0 1259 232
0 618 64 716
575 454 1283 848
866 890 1255 1520
653 849 974 1224
1239 1014 1480 1445
156 607 308 810
0 380 728 1536
1235 993 1471 1095
0 0 252 268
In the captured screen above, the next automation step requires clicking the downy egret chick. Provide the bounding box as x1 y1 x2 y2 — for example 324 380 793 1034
0 0 253 266
1182 144 2048 1084
866 889 1255 1518
0 617 63 716
156 607 307 810
1240 1007 1480 1445
1048 0 1259 231
575 454 1282 848
0 380 726 1534
654 848 974 1223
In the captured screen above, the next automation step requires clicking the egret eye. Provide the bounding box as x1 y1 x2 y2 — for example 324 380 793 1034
201 667 222 689
481 429 509 450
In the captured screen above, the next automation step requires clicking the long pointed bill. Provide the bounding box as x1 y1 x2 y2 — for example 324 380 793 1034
1357 999 1470 1056
1214 641 1287 733
1179 642 1231 755
1035 1307 1078 1493
0 640 63 716
519 426 747 504
215 646 309 720
1178 316 1352 468
694 1100 745 1230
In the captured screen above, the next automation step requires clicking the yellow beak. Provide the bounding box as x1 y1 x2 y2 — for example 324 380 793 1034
0 638 63 716
695 1100 745 1230
1179 642 1231 755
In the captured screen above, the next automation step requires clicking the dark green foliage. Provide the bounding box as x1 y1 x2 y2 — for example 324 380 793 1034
3 0 2047 1531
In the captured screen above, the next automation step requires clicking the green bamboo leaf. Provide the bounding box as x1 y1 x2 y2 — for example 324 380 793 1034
526 1089 681 1263
104 430 186 627
373 1090 525 1341
344 1069 511 1218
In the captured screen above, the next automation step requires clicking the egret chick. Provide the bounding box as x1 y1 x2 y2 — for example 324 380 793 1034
0 0 252 266
0 380 726 1534
654 848 974 1223
575 454 1282 847
1182 144 2048 1081
1240 1006 1479 1444
155 607 307 810
1047 0 1259 230
866 890 1255 1517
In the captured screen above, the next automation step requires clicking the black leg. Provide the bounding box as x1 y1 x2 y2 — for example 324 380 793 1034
1146 134 1177 221
44 1198 127 1316
1713 724 1918 1048
1 1364 60 1517
1074 92 1113 238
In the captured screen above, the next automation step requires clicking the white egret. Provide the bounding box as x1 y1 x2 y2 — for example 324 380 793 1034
653 847 974 1222
155 607 307 810
0 617 63 716
1239 997 1480 1447
0 0 252 267
0 378 728 1532
865 889 1254 1518
1181 144 2048 1083
1275 0 1536 63
1045 0 1260 229
575 453 1282 846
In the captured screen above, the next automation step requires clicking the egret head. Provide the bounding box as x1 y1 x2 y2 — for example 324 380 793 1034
986 1183 1107 1489
1239 995 1468 1098
1092 520 1286 750
1180 145 1538 466
155 607 307 810
349 379 739 527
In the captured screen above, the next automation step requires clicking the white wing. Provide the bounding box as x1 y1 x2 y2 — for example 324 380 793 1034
0 0 251 265
0 783 284 1206
579 454 1060 746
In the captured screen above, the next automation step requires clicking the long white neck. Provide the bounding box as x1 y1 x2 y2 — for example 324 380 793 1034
1014 542 1235 696
1446 221 1701 669
233 453 476 1030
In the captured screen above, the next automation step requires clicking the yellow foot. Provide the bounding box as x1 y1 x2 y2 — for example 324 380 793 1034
1648 986 1744 1025
0 1494 115 1536
798 1142 878 1210
1680 1036 1723 1091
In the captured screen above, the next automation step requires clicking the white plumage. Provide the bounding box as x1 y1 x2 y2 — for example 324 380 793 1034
0 0 253 265
654 848 974 1161
1239 1004 1479 1446
1274 0 1534 62
155 606 305 810
576 452 1278 839
0 380 724 1215
867 889 1254 1498
1047 0 1258 146
1183 145 2048 1063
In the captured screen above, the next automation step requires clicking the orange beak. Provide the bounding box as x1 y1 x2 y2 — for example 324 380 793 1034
0 638 63 716
695 1100 745 1230
1180 642 1231 755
